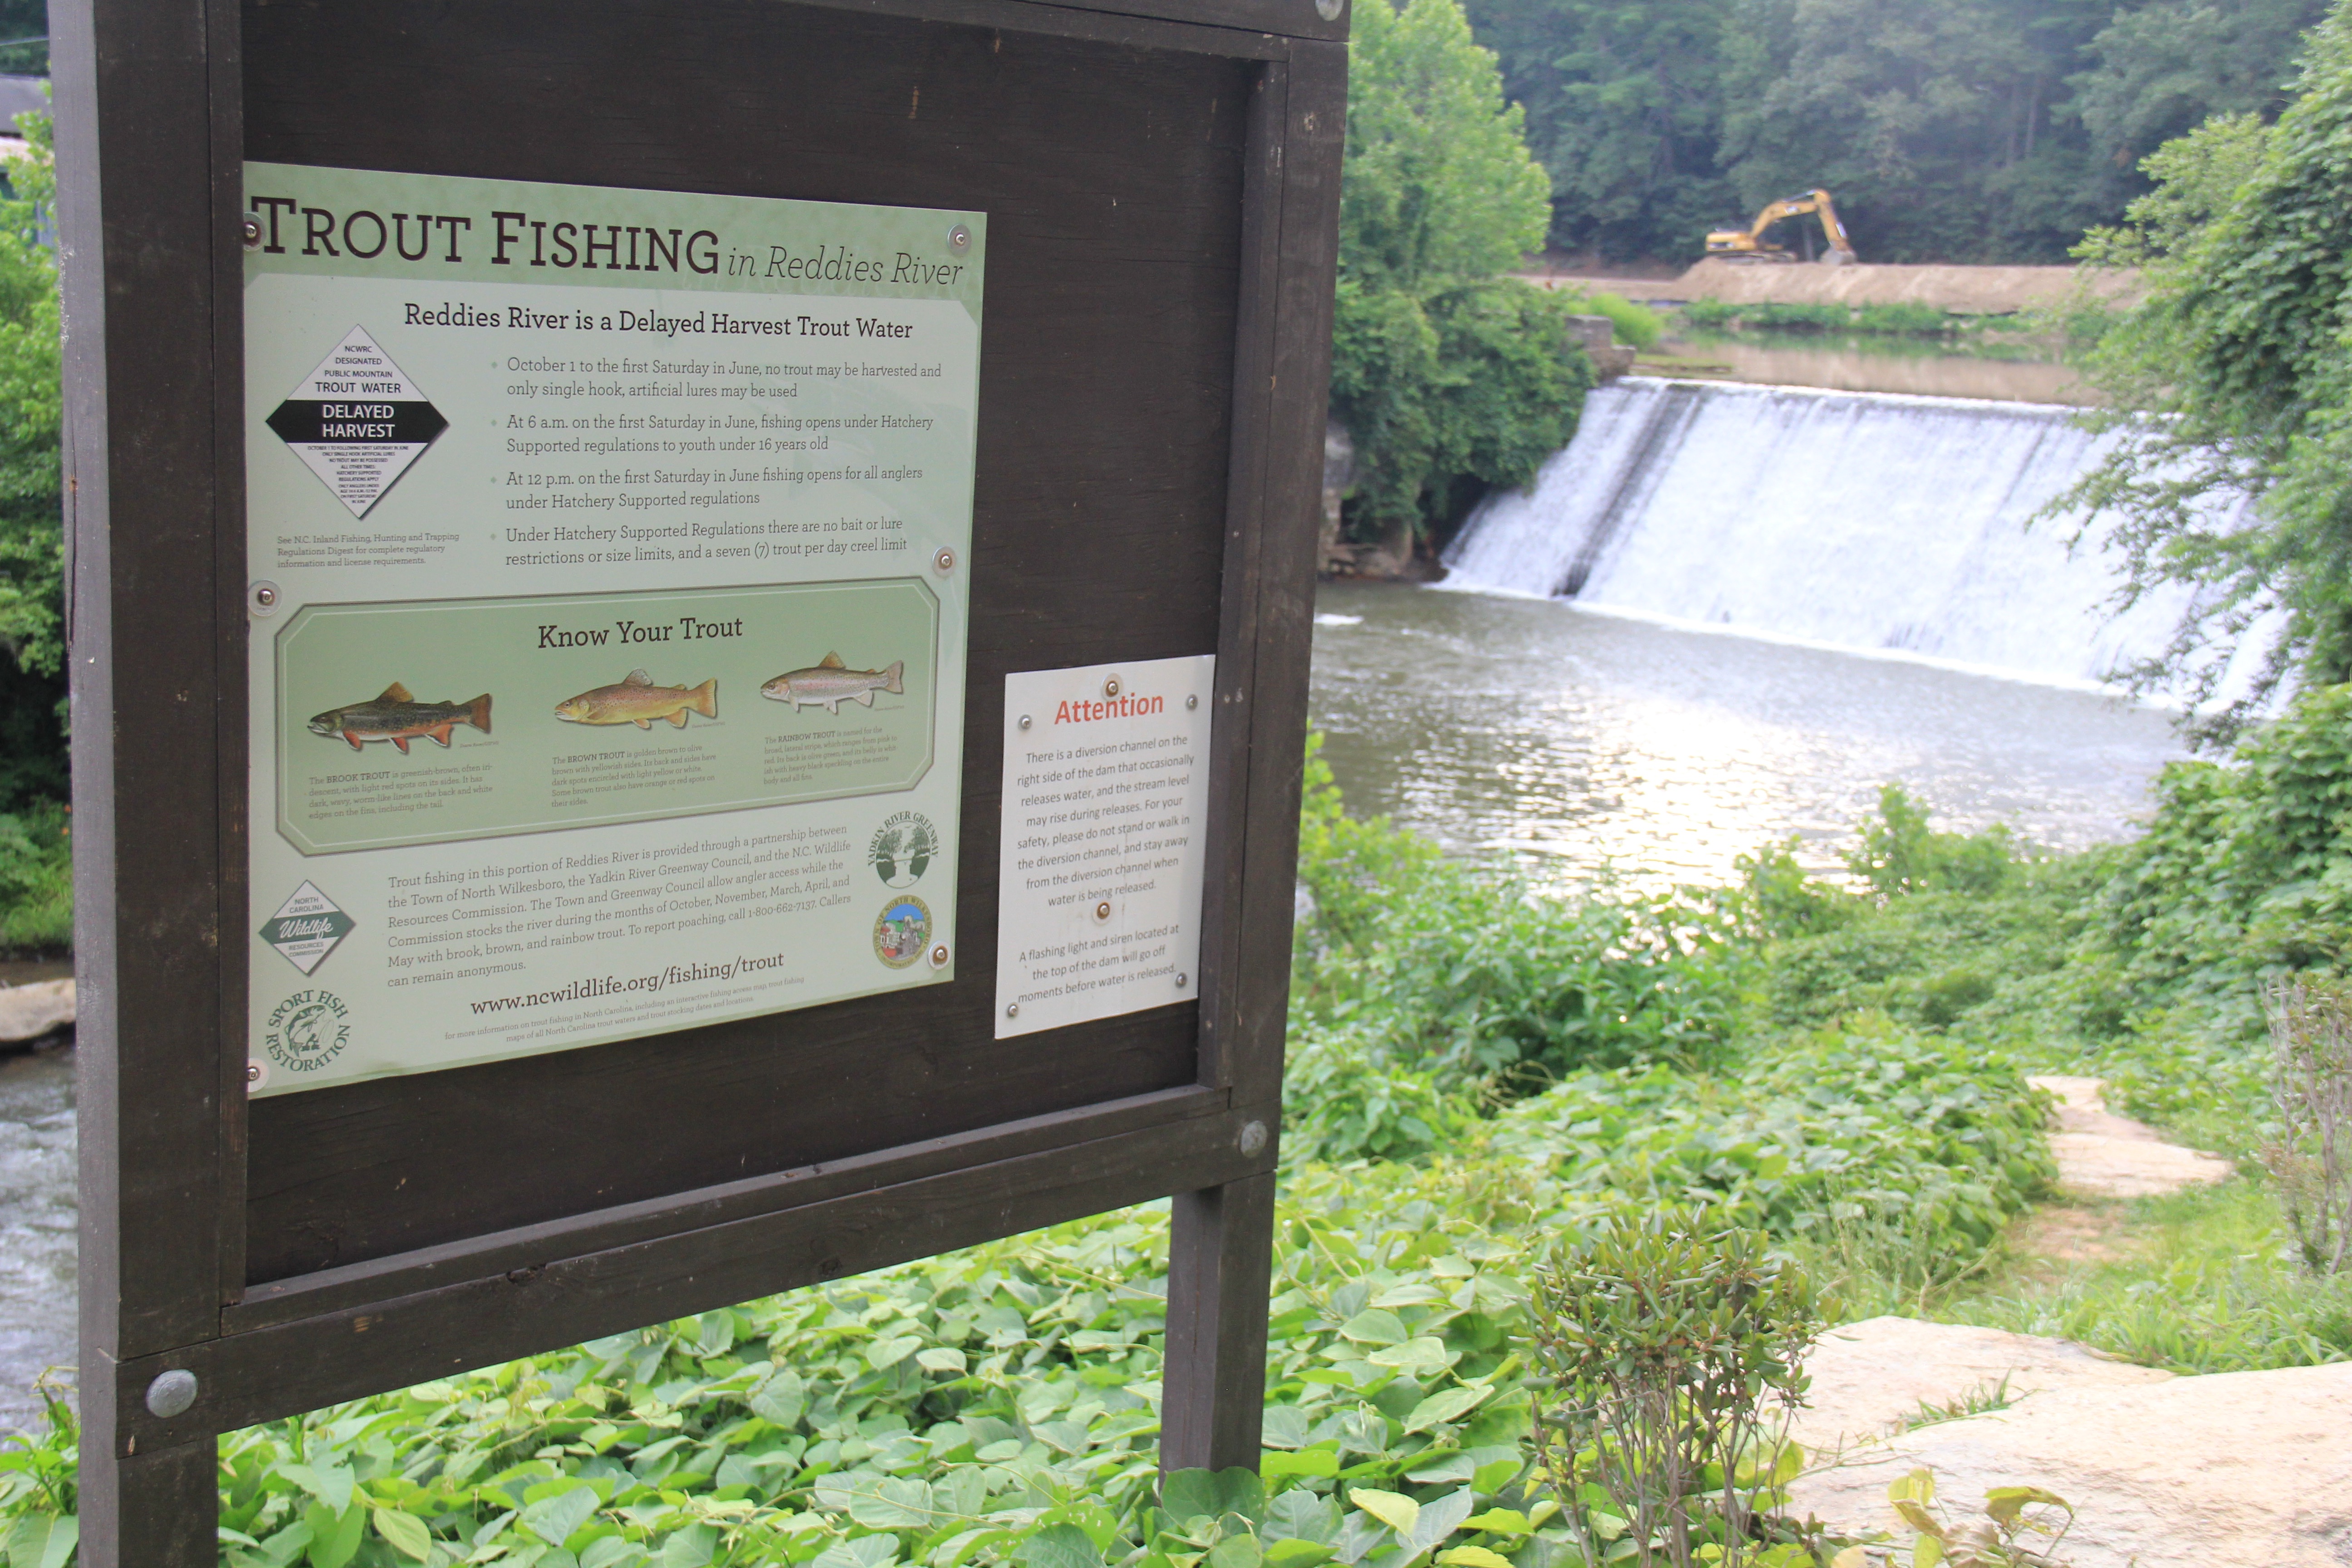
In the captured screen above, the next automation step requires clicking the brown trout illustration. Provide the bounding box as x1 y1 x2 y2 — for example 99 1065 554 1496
308 683 491 753
554 669 719 729
760 652 904 714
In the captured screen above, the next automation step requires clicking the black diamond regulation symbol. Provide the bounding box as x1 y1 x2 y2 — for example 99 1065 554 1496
268 325 448 518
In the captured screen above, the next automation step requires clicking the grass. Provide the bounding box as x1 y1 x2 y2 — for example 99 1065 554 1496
1937 1179 2352 1374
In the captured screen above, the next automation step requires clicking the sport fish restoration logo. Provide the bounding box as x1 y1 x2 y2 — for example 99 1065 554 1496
267 325 448 516
260 881 356 974
263 989 351 1076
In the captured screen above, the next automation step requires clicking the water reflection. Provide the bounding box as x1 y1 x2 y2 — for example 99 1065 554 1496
0 1044 73 1434
1307 582 2185 892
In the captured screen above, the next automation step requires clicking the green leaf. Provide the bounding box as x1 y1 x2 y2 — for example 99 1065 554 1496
1262 1490 1340 1548
868 1334 924 1370
916 1347 969 1375
1208 1535 1264 1568
372 1507 435 1563
1436 1550 1514 1568
1347 1489 1418 1538
658 1523 720 1568
1163 1468 1266 1529
1337 1310 1409 1346
1261 1448 1341 1480
1913 1535 1944 1568
750 1366 807 1428
1984 1486 2070 1523
523 1485 602 1547
847 1476 936 1529
6 1515 77 1568
1458 1511 1531 1536
279 1461 358 1514
1020 1523 1107 1568
1365 1337 1453 1373
304 1499 368 1568
1401 1387 1484 1433
1264 1541 1335 1568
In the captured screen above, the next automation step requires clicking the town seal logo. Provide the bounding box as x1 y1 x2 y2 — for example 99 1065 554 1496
869 810 940 888
264 989 351 1075
873 896 932 969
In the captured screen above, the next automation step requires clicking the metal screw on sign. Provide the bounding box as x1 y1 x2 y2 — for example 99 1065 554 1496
948 223 971 254
146 1368 199 1419
1239 1120 1269 1157
1093 900 1112 922
1186 694 1198 709
1019 714 1032 730
248 580 280 617
928 943 950 969
1103 675 1121 698
246 1061 262 1085
933 546 956 573
1176 972 1189 989
1004 1001 1019 1019
241 213 263 250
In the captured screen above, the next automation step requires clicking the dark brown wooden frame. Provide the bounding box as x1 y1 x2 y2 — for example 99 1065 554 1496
56 0 1343 1558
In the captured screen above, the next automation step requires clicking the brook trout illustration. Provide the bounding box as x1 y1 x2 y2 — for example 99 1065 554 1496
308 683 491 753
760 652 905 714
554 669 719 729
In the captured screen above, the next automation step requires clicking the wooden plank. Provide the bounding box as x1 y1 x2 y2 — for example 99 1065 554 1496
774 0 1298 58
76 1430 219 1568
56 0 228 1369
225 1083 1225 1332
208 0 250 1308
1161 1167 1279 1472
238 0 1254 1281
114 1102 1277 1446
1227 36 1341 1109
1195 59 1287 1093
981 0 1345 44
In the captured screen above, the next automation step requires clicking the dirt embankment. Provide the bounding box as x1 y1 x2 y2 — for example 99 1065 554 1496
1524 259 2141 315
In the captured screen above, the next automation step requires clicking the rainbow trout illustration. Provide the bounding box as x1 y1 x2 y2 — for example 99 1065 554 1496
309 683 491 753
554 669 718 729
760 652 904 714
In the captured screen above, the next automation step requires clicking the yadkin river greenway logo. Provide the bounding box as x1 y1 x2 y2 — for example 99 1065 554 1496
264 989 352 1075
869 810 939 888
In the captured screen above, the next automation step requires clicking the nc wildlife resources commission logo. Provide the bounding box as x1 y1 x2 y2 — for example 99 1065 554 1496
263 989 351 1076
869 811 939 888
873 896 932 969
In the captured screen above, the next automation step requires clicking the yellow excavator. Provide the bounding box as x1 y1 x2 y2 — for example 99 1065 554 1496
1705 189 1857 264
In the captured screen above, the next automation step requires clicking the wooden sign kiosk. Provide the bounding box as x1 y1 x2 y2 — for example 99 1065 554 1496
55 0 1343 1557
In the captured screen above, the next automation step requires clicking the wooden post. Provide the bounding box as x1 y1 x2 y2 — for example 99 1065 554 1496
1161 1170 1278 1474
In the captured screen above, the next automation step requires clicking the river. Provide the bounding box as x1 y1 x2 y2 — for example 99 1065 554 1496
0 1043 73 1435
1307 580 2184 890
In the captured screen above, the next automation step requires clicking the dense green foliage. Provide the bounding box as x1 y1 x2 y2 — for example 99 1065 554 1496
2060 0 2352 728
0 110 64 816
1328 0 1590 546
1678 301 1957 338
1463 0 2325 262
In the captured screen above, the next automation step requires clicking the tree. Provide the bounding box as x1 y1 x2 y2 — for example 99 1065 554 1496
0 108 63 808
1467 0 1738 260
2058 0 2352 737
1331 0 1591 545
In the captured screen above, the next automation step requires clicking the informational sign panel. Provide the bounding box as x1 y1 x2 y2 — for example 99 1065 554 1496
995 656 1213 1037
241 164 983 1093
62 2 1344 1558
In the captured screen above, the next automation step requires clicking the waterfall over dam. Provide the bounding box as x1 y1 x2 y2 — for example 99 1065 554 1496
1442 377 2211 690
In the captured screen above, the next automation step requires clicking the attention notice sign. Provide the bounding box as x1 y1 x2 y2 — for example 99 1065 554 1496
995 656 1213 1039
242 164 984 1094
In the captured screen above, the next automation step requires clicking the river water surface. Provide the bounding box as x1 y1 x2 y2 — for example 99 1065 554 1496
0 1044 73 1434
1308 581 2186 888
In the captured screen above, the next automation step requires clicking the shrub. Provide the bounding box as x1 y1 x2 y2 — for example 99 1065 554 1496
1559 289 1666 350
1527 1212 1821 1568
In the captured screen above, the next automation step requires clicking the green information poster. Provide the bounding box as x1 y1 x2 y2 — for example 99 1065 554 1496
242 164 983 1094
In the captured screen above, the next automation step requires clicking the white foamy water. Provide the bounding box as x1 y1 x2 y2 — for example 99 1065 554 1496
1444 378 2227 691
